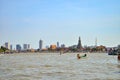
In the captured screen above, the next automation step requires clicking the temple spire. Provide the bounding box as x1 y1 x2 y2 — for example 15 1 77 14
77 36 82 49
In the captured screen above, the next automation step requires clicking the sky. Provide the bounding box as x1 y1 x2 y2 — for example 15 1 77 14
0 0 120 49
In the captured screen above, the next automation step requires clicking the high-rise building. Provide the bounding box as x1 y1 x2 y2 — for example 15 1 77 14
16 44 21 51
28 44 30 49
23 44 30 50
61 44 65 48
23 44 28 50
10 45 12 50
57 42 59 48
77 37 82 49
39 39 43 51
5 42 10 49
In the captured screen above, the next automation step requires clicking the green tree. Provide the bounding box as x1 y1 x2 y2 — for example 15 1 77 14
1 46 8 53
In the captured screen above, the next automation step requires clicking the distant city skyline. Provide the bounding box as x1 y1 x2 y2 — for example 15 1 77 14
0 0 120 48
1 36 119 50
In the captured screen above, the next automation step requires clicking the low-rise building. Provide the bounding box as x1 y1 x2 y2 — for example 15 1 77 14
50 45 57 50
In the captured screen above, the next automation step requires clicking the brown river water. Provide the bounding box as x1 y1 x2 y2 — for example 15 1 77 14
0 53 120 80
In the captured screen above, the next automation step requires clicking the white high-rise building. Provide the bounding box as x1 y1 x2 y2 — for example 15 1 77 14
23 44 27 50
23 44 30 50
5 42 10 49
39 39 43 51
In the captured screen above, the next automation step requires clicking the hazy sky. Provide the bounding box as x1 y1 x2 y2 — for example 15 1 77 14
0 0 120 49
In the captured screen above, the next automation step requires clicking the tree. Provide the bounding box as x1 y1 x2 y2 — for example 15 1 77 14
1 46 8 53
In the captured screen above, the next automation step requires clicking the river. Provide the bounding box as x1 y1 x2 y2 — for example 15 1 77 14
0 53 120 80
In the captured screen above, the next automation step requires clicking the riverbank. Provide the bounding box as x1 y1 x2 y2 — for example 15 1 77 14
0 51 107 54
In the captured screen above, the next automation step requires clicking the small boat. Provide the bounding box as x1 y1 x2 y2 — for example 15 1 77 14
77 54 80 59
77 54 87 59
108 50 118 55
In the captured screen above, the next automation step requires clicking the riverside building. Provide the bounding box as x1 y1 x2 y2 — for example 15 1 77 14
5 42 10 49
39 39 43 51
16 44 21 52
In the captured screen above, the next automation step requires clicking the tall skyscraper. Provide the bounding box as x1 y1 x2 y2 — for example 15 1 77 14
10 45 12 50
16 44 21 51
39 39 43 51
77 37 82 49
57 42 59 48
28 44 30 49
5 42 10 49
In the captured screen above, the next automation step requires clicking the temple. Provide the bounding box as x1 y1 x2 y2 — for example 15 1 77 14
77 37 82 50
